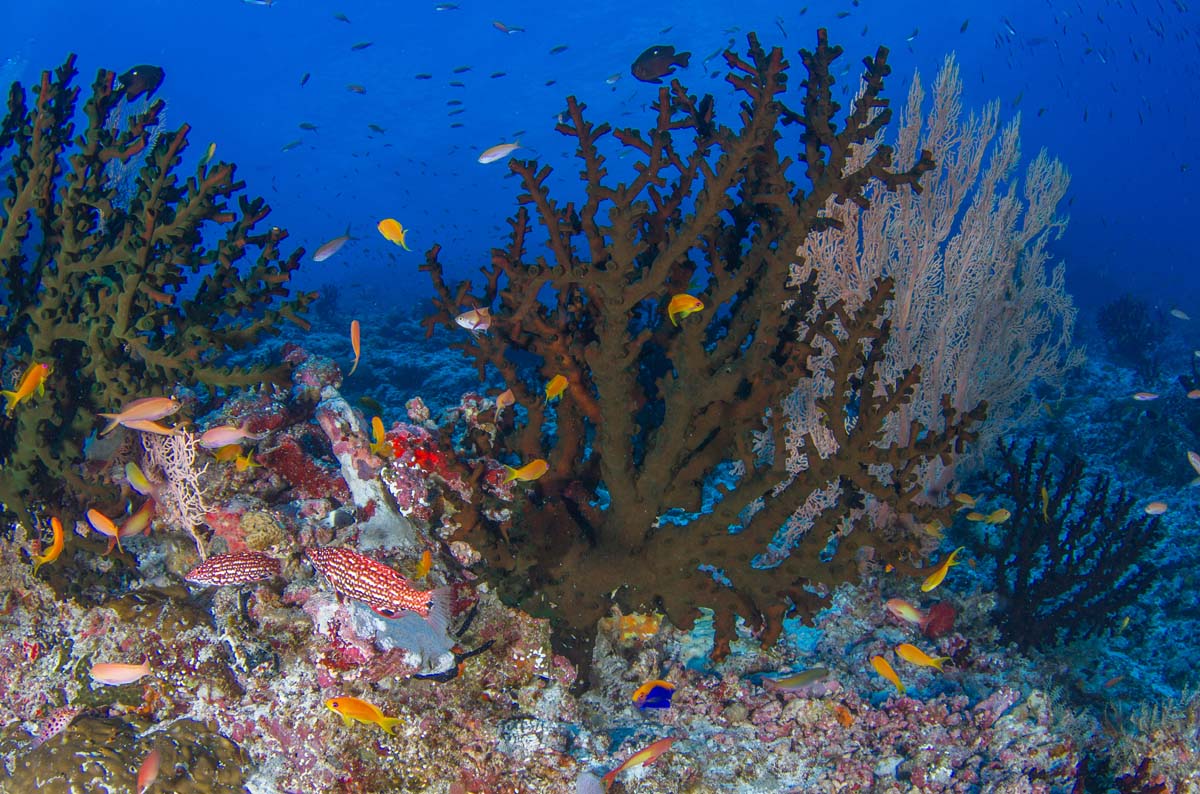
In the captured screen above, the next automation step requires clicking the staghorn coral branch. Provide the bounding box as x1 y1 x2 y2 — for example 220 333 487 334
421 29 980 680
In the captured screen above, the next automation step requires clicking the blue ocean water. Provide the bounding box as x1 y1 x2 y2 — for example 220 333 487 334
4 0 1195 315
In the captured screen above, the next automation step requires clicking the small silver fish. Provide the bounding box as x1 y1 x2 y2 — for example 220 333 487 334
313 226 354 262
455 307 491 335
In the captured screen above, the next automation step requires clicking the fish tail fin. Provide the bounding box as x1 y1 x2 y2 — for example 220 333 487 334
1 389 18 415
380 716 402 734
424 586 454 634
32 557 45 576
503 465 518 483
669 311 679 327
97 412 123 435
934 656 952 670
347 358 359 377
601 768 618 788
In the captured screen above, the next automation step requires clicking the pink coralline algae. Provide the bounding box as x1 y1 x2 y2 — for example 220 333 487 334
185 551 282 586
260 432 352 503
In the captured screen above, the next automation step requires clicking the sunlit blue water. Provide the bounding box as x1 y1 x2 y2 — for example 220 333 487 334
4 0 1195 318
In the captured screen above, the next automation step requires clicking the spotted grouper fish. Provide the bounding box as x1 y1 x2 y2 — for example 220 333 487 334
31 706 81 748
305 546 452 632
186 551 281 586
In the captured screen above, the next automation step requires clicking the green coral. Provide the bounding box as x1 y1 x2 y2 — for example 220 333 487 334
0 56 314 523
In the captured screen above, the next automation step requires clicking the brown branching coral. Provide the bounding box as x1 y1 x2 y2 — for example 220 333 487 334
421 30 984 675
0 56 315 523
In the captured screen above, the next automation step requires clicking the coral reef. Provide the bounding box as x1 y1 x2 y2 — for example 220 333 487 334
794 54 1081 479
966 438 1164 649
421 30 985 676
1096 294 1164 380
0 55 315 523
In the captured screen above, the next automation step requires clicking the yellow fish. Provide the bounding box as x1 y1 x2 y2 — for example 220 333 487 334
667 293 704 326
545 374 567 401
920 546 964 592
86 508 124 554
234 450 261 472
952 493 976 509
125 461 159 498
369 416 391 457
377 218 411 251
213 445 242 463
200 141 217 167
325 696 401 733
31 517 64 575
965 511 985 521
895 643 951 671
2 361 51 415
348 319 361 377
495 388 515 413
983 508 1011 524
1041 486 1049 521
414 549 432 580
504 458 549 483
870 654 905 694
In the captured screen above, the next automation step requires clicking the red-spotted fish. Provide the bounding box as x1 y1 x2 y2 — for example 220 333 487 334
31 706 81 748
305 546 452 631
186 551 281 586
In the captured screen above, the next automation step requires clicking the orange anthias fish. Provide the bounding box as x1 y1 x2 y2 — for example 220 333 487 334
90 660 152 685
2 361 51 416
313 225 354 262
31 517 65 575
920 546 964 592
414 549 432 580
136 747 161 794
495 388 515 413
87 509 125 554
667 293 704 326
884 598 926 628
982 508 1011 524
123 419 181 436
377 218 411 251
325 696 402 733
504 458 548 483
199 424 265 449
1144 501 1168 515
348 319 362 376
895 643 951 671
213 444 242 463
545 374 567 401
952 493 976 509
870 654 905 694
603 737 677 787
97 396 181 436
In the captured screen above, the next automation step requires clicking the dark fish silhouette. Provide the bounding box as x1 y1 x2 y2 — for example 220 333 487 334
631 45 690 83
118 64 165 102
